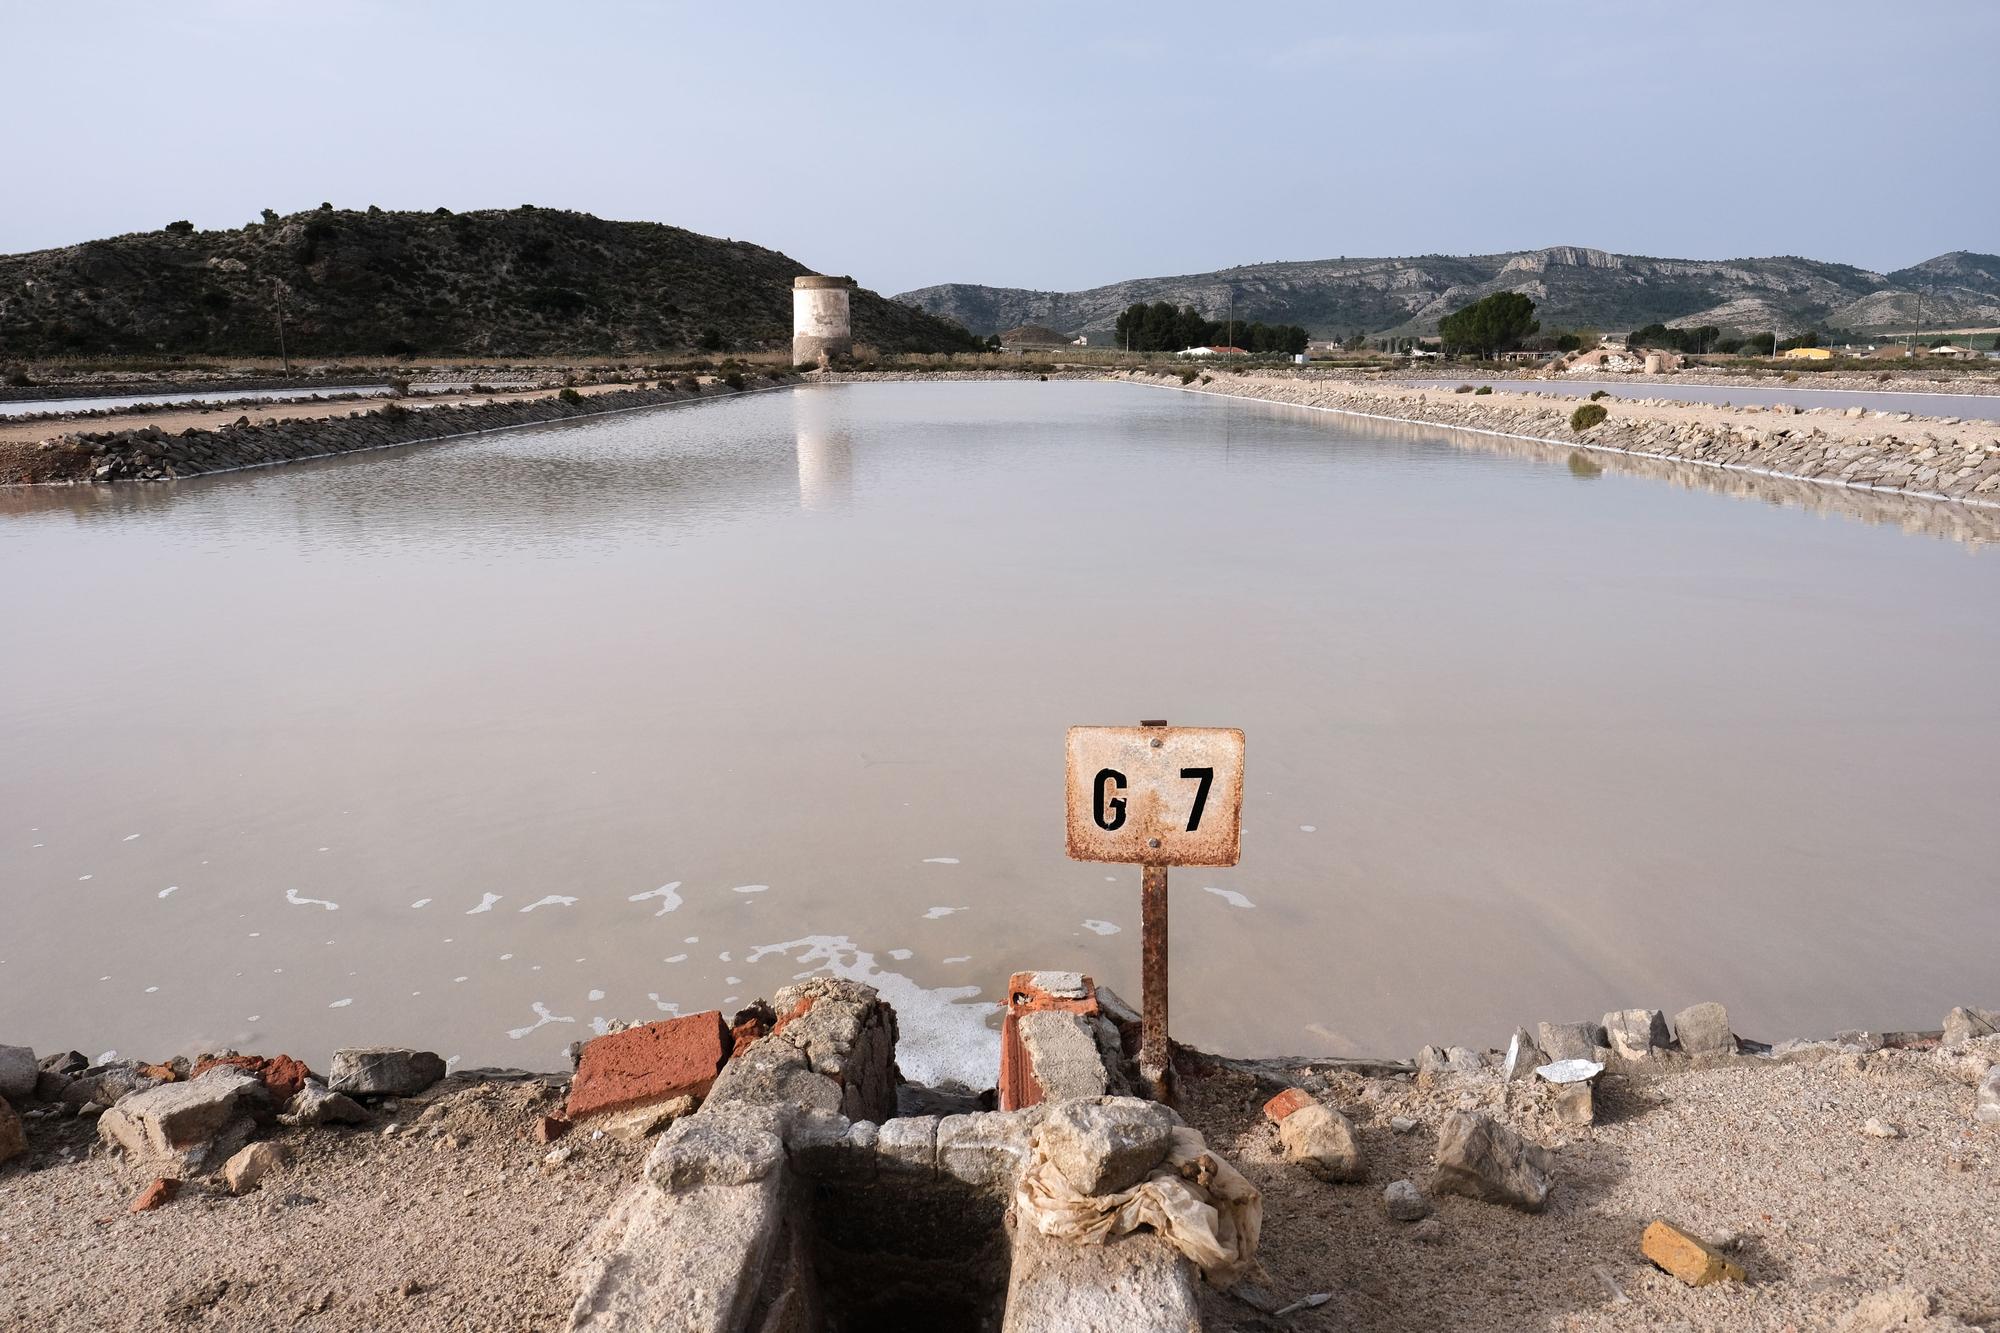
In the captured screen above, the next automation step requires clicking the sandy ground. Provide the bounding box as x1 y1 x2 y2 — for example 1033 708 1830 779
0 1076 645 1332
4 1045 1993 1332
1179 1047 2000 1332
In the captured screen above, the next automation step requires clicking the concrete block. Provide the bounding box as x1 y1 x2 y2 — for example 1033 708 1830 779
567 1173 788 1331
1036 1098 1175 1195
938 1109 1041 1190
876 1114 937 1176
1002 1225 1201 1332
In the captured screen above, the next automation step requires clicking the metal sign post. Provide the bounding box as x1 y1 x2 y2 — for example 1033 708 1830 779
1140 857 1170 1098
1065 720 1245 1102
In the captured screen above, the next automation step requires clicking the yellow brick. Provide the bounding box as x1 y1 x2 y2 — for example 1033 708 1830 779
1641 1218 1745 1287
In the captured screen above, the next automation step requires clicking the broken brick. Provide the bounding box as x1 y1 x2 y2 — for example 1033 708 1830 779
1642 1218 1745 1286
191 1053 311 1101
999 971 1102 1112
564 1011 729 1121
531 1115 571 1145
1263 1087 1316 1124
130 1177 181 1213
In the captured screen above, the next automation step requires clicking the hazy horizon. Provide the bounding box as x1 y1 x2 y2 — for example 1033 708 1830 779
7 1 1995 295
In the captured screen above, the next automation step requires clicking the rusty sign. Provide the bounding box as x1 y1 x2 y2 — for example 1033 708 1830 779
1064 725 1245 867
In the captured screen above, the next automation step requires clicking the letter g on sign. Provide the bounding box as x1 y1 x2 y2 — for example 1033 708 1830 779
1093 768 1127 830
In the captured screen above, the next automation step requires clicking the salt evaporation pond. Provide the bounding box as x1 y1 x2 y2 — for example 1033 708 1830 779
3 381 1996 1083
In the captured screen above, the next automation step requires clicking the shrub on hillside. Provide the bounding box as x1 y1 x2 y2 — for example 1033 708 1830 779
558 387 584 405
1454 384 1474 393
1570 402 1608 431
1474 385 1492 395
1589 389 1609 401
1179 369 1198 384
723 371 746 391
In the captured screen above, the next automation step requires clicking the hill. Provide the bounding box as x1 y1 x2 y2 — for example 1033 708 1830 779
896 248 2000 340
0 207 979 359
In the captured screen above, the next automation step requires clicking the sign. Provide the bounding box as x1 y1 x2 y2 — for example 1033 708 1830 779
1064 725 1245 867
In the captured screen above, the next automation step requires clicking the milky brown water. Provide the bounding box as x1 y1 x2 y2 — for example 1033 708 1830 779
3 381 1996 1084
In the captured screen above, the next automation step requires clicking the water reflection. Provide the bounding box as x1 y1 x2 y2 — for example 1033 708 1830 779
1233 397 2000 550
793 387 853 512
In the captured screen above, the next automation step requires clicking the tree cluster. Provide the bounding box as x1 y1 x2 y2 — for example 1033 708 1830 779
1112 302 1308 354
1627 322 1723 354
1437 292 1539 357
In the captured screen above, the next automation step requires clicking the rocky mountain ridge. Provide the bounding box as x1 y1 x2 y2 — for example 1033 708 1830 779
896 247 2000 340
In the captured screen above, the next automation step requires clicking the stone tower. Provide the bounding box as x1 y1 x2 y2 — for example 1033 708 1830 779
792 275 853 366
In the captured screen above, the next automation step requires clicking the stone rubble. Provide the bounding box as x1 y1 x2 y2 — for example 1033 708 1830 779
97 1066 267 1175
1035 1097 1178 1195
281 1078 369 1128
327 1047 447 1098
221 1140 287 1195
1276 1104 1365 1183
1129 372 2000 544
1673 1002 1737 1055
1976 1067 2000 1126
1432 1110 1556 1212
567 973 1225 1332
1382 1179 1433 1222
8 986 1993 1328
0 1044 36 1102
0 1095 24 1165
1942 1006 1999 1048
1602 1009 1672 1060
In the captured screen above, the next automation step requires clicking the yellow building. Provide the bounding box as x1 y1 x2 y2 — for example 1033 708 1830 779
1781 346 1833 360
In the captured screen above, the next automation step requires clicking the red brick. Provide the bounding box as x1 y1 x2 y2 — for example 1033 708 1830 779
564 1012 730 1121
1263 1087 1316 1124
135 1062 180 1083
192 1053 311 1101
531 1115 571 1145
729 1018 767 1055
999 972 1103 1112
130 1178 180 1213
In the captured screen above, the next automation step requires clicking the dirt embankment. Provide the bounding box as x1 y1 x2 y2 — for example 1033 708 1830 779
3 1017 1996 1332
0 376 797 485
1130 371 2000 510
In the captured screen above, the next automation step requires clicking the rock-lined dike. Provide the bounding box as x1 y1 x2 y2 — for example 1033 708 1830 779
3 986 1996 1331
1130 370 2000 508
0 375 797 485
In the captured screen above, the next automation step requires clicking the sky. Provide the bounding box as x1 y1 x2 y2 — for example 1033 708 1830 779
6 1 1995 296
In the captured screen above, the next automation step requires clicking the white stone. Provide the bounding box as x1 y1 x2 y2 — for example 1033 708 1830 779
1534 1058 1604 1085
